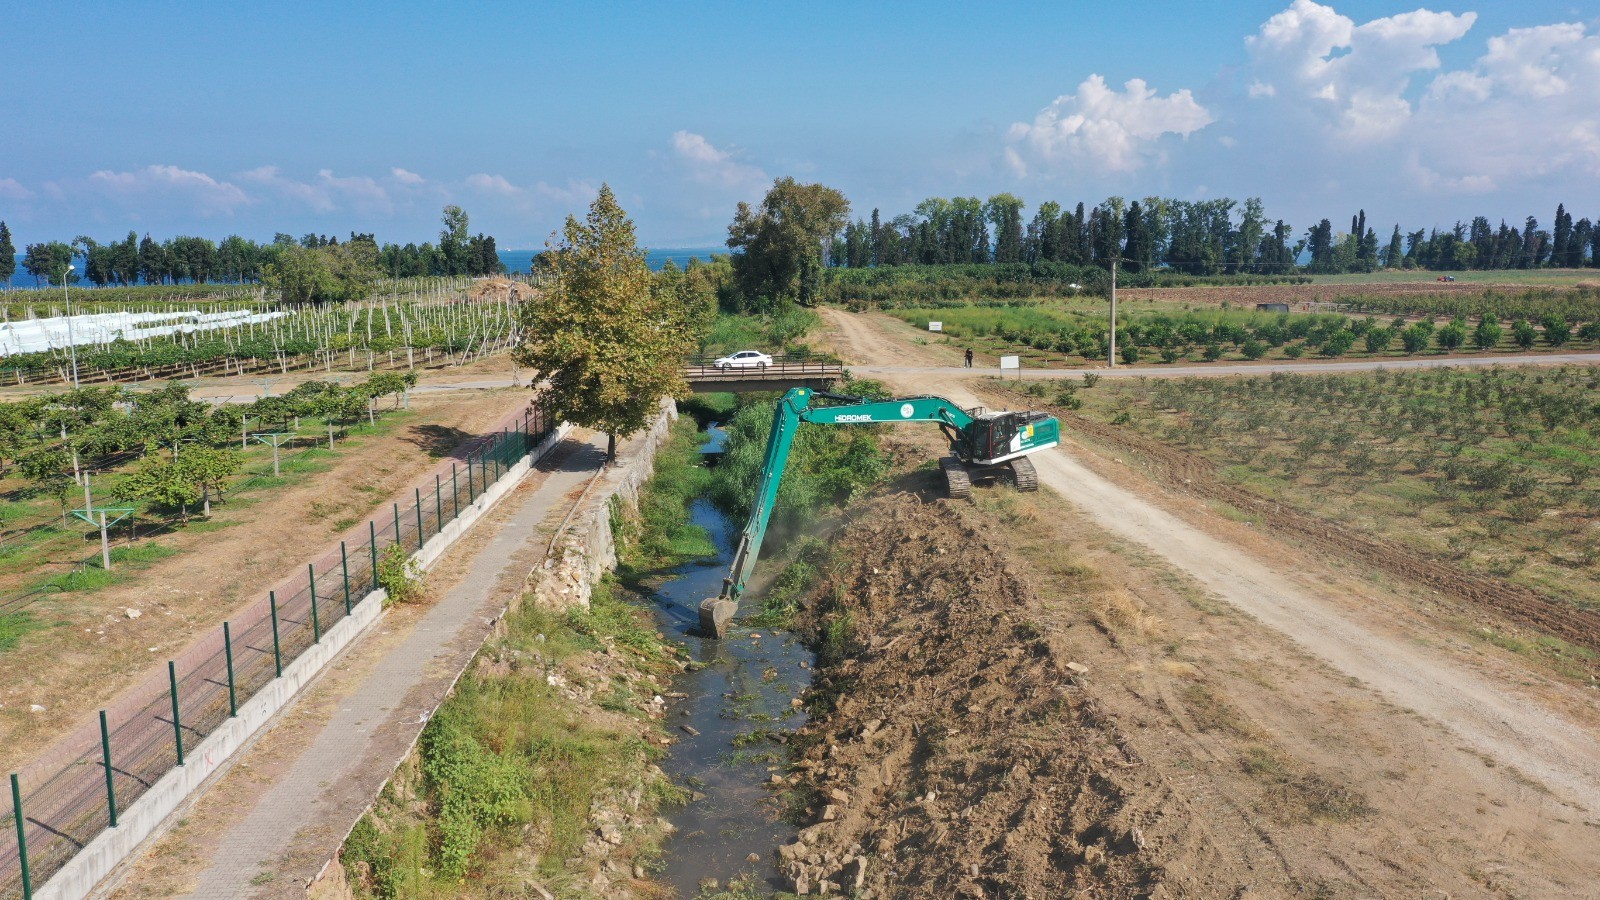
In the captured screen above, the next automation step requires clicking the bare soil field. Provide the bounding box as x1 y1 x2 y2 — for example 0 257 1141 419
988 385 1600 676
792 486 1600 897
0 386 531 774
805 307 1600 897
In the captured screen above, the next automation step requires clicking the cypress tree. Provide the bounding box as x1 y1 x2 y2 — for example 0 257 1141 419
0 221 15 287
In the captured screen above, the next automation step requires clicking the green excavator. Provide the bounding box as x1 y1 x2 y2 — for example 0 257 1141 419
698 386 1060 637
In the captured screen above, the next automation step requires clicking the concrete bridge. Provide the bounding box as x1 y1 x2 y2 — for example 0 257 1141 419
682 361 843 394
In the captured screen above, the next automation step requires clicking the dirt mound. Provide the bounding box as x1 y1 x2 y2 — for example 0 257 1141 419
468 277 527 304
781 495 1228 898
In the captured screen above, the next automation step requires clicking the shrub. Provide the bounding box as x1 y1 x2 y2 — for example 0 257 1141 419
1512 319 1538 349
1203 343 1224 361
1542 315 1571 347
1364 327 1393 353
1400 324 1432 354
1474 318 1503 350
1282 343 1305 359
1241 339 1268 360
377 544 427 604
1436 320 1468 351
1120 344 1141 365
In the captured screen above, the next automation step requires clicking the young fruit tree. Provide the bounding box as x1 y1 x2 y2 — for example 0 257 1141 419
513 185 693 458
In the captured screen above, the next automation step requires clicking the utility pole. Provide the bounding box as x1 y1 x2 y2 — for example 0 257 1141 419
1107 257 1118 368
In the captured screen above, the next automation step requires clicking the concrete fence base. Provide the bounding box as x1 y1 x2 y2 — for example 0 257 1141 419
43 422 571 900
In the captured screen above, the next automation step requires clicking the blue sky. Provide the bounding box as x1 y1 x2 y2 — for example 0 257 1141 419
2 0 1597 249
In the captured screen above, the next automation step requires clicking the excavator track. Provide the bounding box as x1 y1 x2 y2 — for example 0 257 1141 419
1010 456 1039 492
941 456 972 499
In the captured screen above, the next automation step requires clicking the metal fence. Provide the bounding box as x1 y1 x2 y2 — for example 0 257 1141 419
0 401 556 898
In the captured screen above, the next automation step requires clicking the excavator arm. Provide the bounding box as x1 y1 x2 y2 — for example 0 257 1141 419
699 387 977 637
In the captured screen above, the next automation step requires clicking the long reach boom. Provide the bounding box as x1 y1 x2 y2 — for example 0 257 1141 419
698 386 1058 636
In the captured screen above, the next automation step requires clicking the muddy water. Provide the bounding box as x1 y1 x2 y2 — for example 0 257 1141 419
648 428 814 895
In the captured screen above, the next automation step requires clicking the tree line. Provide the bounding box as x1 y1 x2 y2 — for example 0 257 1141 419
834 196 1598 275
0 204 504 290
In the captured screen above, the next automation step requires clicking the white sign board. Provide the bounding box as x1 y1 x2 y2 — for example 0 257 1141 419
927 321 942 332
999 355 1020 370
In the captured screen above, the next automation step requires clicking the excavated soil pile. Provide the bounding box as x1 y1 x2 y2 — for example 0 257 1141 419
467 277 527 303
782 494 1213 898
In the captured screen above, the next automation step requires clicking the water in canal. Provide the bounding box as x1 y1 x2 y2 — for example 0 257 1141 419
647 428 815 895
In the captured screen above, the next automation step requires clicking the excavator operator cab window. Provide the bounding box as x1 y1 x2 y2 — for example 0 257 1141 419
972 414 1018 460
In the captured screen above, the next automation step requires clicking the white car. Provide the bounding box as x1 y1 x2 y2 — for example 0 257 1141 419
713 350 773 369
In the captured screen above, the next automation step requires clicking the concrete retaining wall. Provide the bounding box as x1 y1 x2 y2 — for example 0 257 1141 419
47 422 572 900
534 400 678 611
306 399 679 897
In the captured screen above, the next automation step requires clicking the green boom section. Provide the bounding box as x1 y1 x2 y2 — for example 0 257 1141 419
703 387 1059 638
719 388 980 604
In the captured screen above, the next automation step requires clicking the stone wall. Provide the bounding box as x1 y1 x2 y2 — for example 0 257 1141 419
533 399 678 612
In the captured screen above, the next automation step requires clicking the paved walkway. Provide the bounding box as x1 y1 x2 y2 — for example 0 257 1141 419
172 431 611 898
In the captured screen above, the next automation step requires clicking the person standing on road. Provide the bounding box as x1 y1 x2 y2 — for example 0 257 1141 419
964 348 974 368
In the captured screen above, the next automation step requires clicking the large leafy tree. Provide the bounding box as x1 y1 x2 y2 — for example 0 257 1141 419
726 177 850 310
22 241 73 285
514 185 692 458
985 193 1025 264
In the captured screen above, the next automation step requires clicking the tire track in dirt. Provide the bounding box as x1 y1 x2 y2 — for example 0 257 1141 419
1041 406 1600 672
818 307 1600 817
786 497 1244 899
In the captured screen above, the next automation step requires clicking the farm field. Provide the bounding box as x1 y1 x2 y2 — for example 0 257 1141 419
810 307 1600 895
885 290 1600 369
999 365 1600 671
0 385 531 774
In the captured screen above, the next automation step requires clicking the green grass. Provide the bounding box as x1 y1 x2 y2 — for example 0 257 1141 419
342 575 685 895
615 417 716 580
0 611 43 652
36 541 178 593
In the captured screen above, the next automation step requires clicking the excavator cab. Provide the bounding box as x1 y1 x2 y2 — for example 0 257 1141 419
961 409 1059 465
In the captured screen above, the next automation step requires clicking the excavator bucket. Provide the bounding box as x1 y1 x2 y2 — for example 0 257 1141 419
699 597 738 638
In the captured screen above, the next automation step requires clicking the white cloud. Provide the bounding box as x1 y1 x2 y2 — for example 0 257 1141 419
1245 0 1475 140
670 131 767 188
465 173 521 196
0 178 32 201
239 166 393 213
87 164 250 214
1409 21 1600 184
391 167 425 185
1004 75 1213 175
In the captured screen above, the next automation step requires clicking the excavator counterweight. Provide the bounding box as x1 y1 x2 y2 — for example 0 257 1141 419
698 387 1058 637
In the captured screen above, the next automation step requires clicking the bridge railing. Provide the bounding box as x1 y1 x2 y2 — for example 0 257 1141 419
682 360 843 379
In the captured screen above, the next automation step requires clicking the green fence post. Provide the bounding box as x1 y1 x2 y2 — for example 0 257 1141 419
269 591 282 678
392 503 401 548
369 521 379 587
168 661 184 766
223 622 237 717
451 464 460 519
99 710 118 828
466 453 474 499
340 542 352 613
308 564 320 643
415 488 424 549
10 772 30 899
435 474 443 531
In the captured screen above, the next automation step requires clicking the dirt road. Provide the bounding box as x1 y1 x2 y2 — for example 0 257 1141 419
820 307 1600 379
816 306 1600 894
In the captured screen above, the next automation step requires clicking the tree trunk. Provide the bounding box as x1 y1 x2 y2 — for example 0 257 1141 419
607 432 616 460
